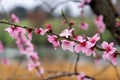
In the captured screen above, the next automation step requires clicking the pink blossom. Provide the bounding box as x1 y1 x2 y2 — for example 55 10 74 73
101 41 116 59
35 28 45 35
78 73 91 80
95 15 106 33
44 23 52 33
69 21 74 26
87 33 100 47
79 1 85 8
61 40 75 52
37 67 44 76
85 47 96 57
0 42 4 53
5 26 26 39
1 58 10 65
11 13 19 23
59 28 74 38
27 59 40 71
79 22 89 30
30 52 39 61
5 24 42 74
5 26 16 38
78 73 86 80
74 35 85 42
19 40 35 55
108 53 117 65
74 40 89 54
45 23 52 30
27 60 35 71
47 35 60 49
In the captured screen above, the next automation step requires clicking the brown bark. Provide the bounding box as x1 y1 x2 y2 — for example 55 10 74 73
115 0 120 15
90 0 120 45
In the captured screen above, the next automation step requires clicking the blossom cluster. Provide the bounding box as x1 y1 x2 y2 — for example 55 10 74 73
5 14 44 75
45 27 117 65
2 13 118 78
0 0 119 79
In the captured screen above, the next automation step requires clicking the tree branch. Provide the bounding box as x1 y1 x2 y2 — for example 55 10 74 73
0 20 120 55
90 0 120 45
74 53 80 74
42 72 95 80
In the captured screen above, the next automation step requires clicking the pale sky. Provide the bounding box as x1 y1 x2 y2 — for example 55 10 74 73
0 0 117 17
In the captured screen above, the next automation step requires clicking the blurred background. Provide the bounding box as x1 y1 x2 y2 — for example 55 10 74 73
0 0 116 61
0 0 120 79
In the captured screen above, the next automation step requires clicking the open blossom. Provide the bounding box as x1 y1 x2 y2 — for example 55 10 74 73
74 38 89 54
35 28 45 35
11 13 19 23
74 35 96 56
61 40 75 52
0 42 4 53
87 33 100 47
101 41 116 59
47 35 60 49
5 26 16 38
59 28 74 38
5 25 43 75
95 15 106 33
74 35 85 42
108 53 117 65
5 26 26 39
79 22 89 30
85 47 96 57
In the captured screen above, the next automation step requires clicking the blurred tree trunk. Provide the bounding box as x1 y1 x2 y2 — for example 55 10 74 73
90 0 120 45
115 0 120 15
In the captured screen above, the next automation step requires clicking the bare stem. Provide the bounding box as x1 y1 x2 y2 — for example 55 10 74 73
0 20 120 55
42 72 95 80
74 53 80 74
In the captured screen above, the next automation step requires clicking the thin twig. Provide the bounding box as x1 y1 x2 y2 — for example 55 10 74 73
0 20 120 55
61 10 72 28
74 53 80 74
42 72 95 80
